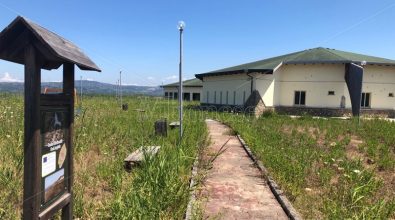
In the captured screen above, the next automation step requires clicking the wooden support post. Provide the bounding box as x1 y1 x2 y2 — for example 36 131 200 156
23 44 42 220
61 63 74 220
155 119 167 136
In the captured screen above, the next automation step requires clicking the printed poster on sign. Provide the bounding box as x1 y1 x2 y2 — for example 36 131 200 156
41 109 68 206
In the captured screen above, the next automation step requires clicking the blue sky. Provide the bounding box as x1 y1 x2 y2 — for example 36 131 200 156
0 0 394 86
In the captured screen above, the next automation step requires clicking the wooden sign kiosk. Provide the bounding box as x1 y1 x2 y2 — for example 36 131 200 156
0 16 101 219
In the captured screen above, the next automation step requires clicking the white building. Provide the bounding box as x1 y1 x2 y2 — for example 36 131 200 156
196 47 395 117
161 78 202 101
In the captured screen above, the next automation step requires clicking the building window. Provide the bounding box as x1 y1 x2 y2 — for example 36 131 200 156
389 93 394 97
165 92 168 98
328 91 335 96
193 93 200 101
361 92 370 108
294 91 306 106
174 92 178 99
220 91 223 104
206 91 209 103
214 91 217 104
169 92 173 99
233 91 236 105
226 91 229 104
183 92 190 101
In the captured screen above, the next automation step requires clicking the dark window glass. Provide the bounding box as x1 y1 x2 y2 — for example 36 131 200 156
193 93 200 101
183 93 190 101
365 93 370 107
174 92 178 99
328 91 335 95
361 93 365 107
300 91 306 105
361 93 371 108
294 91 306 105
294 91 300 105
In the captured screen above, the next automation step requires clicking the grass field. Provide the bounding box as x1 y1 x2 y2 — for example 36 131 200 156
210 111 395 219
2 93 395 219
0 94 207 219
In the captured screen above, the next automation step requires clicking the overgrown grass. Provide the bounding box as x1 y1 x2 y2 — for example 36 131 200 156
0 94 207 219
208 111 395 219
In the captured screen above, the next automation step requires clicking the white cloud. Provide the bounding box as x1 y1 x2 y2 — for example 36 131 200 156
147 76 155 80
0 72 22 82
164 75 177 81
86 78 94 81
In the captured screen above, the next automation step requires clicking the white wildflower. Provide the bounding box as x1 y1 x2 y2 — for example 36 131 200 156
353 169 361 174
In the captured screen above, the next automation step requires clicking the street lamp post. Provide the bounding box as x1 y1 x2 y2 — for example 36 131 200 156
178 21 185 140
120 70 122 109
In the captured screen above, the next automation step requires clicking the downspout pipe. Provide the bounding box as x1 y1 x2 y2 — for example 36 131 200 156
246 70 254 94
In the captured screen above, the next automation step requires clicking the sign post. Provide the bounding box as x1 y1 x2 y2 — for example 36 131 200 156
0 16 100 219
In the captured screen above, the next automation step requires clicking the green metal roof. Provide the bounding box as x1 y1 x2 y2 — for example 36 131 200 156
161 78 202 88
195 47 395 79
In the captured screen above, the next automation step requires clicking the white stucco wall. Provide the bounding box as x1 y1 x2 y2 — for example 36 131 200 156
275 64 352 108
201 74 251 105
363 65 395 109
201 64 395 110
254 73 275 107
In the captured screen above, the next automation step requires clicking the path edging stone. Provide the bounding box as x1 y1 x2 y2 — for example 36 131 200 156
184 156 199 220
237 135 303 220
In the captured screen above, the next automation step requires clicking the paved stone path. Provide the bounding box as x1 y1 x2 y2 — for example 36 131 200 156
200 119 288 220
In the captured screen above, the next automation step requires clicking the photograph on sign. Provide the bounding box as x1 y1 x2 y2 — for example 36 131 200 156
44 168 65 203
43 112 65 147
58 143 67 168
42 151 56 177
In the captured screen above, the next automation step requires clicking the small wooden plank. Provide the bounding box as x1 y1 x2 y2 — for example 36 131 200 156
124 146 160 171
39 193 71 220
169 121 180 129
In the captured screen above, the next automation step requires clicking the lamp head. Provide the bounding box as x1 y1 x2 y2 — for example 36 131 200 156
177 21 185 31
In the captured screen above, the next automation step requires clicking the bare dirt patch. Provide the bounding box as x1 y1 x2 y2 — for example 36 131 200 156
282 125 326 146
345 136 367 161
75 145 102 172
74 145 113 207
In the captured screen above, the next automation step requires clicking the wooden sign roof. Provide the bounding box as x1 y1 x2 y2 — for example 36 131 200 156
0 16 101 72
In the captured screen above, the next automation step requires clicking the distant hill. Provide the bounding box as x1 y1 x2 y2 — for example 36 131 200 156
0 80 163 96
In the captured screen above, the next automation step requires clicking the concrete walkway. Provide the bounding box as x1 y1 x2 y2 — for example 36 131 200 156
199 119 288 219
